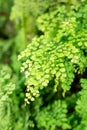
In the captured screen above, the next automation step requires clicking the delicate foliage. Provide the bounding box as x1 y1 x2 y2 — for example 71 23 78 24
19 3 87 102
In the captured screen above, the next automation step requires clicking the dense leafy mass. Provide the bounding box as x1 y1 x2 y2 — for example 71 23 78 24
1 0 87 130
19 3 87 102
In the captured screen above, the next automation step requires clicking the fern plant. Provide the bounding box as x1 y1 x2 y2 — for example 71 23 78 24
18 2 87 103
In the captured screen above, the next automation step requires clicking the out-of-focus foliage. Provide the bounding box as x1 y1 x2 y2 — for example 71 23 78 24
0 65 14 130
0 0 87 130
0 0 14 37
0 64 32 130
35 100 70 130
75 79 87 130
